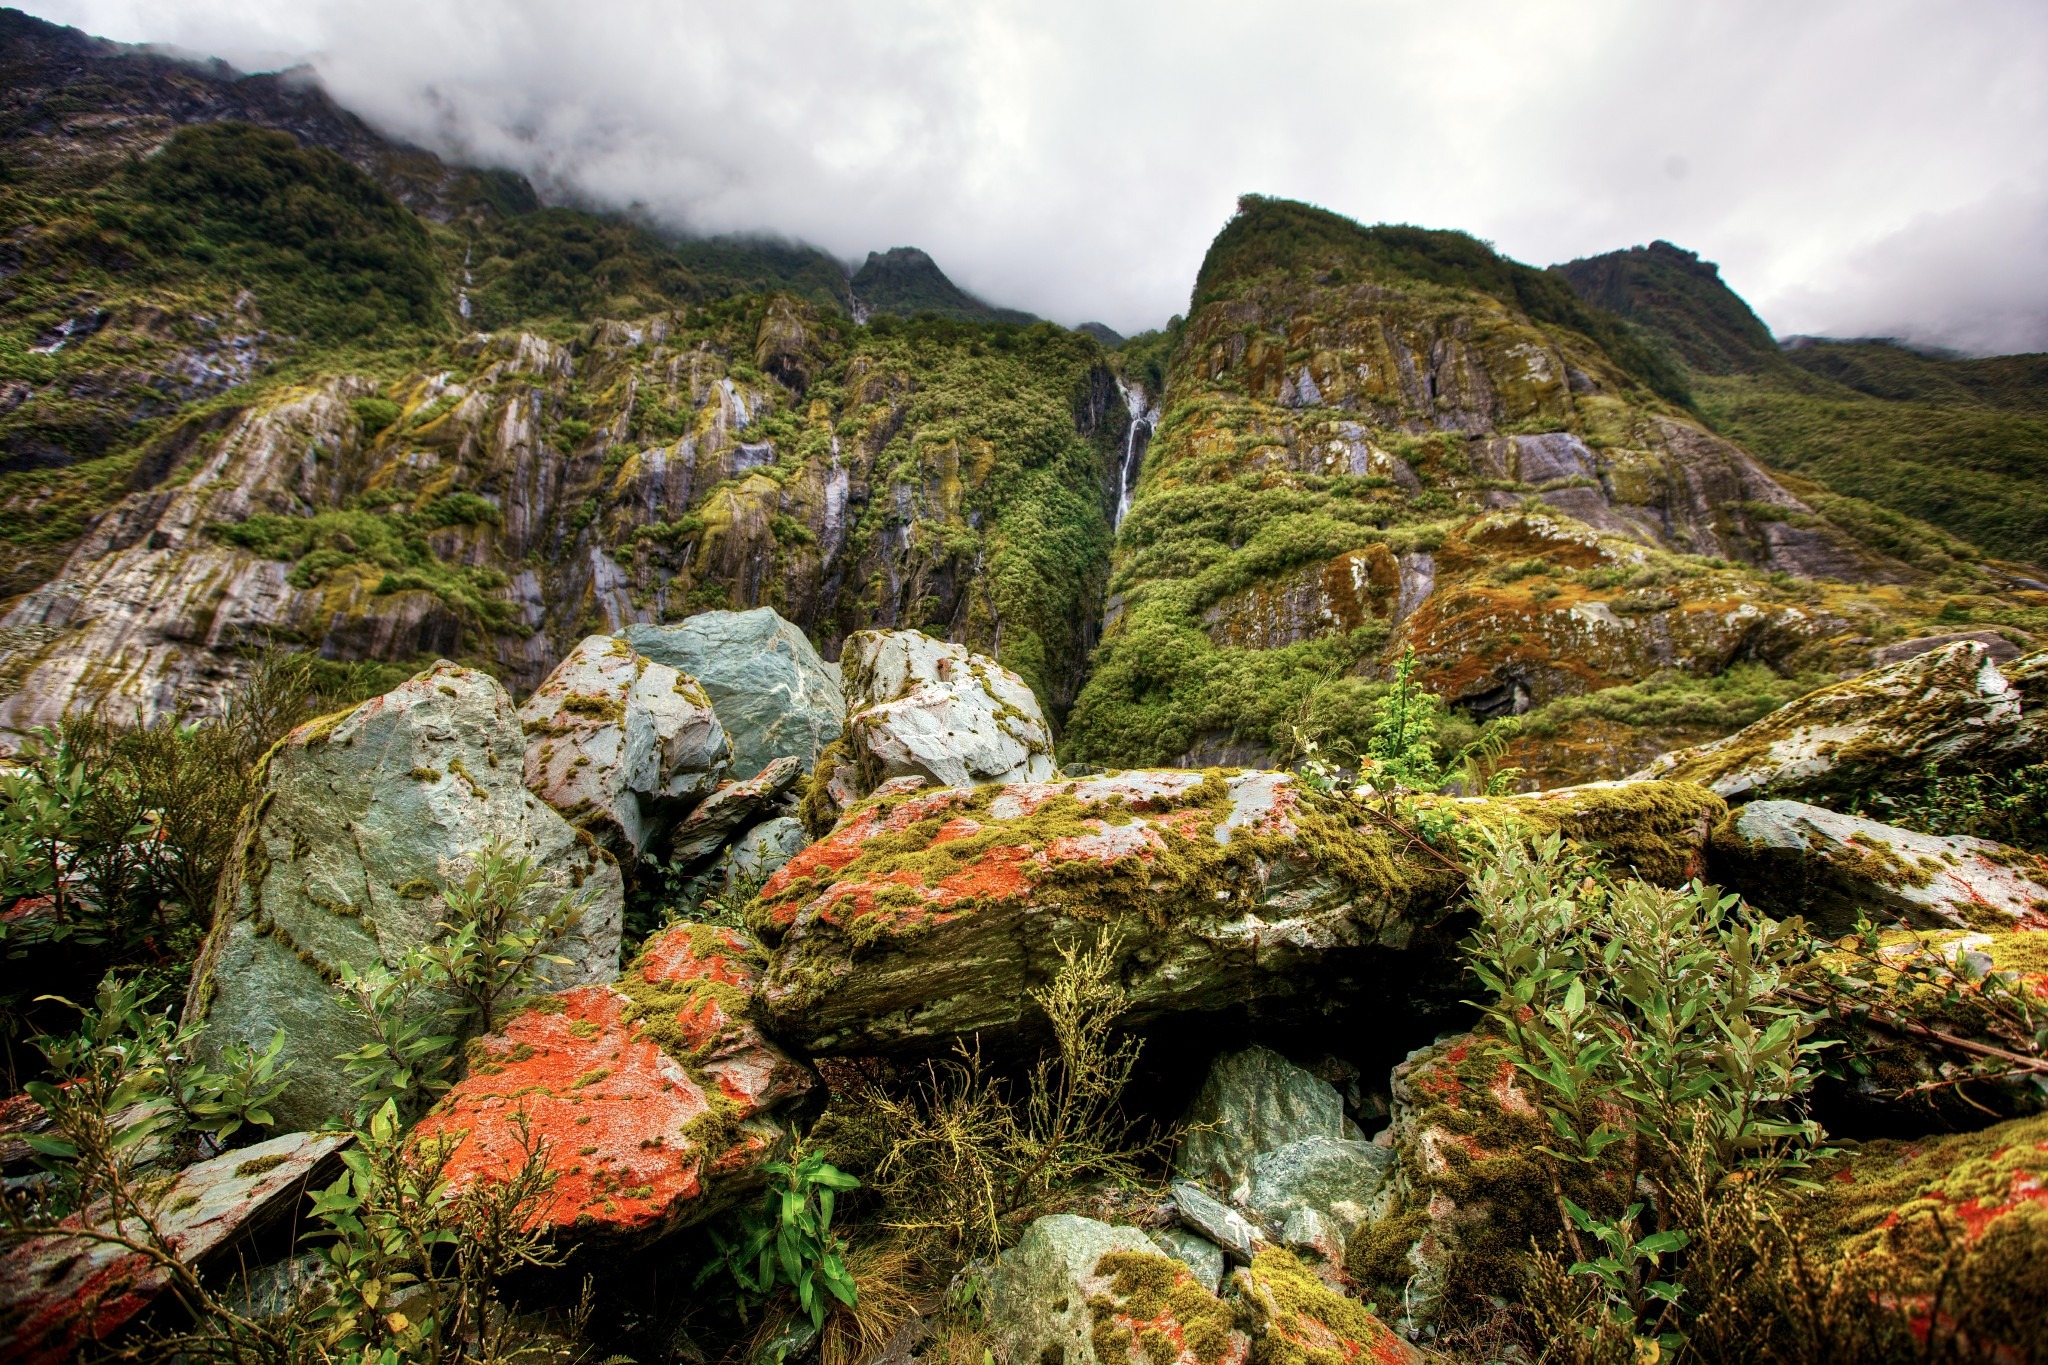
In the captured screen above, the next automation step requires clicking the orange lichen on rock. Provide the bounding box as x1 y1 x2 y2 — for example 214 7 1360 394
414 921 808 1238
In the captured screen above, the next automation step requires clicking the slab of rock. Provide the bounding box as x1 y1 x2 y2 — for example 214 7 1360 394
185 662 625 1131
621 609 844 780
989 1215 1247 1365
0 1130 348 1365
1633 642 2045 801
1175 1047 1353 1199
412 921 809 1239
754 772 1722 1054
1711 800 2048 933
666 756 805 868
1232 1248 1419 1365
841 629 1056 793
1172 1181 1266 1264
519 635 730 857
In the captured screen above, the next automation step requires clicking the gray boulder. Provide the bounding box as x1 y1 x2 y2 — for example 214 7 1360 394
667 756 805 868
841 629 1056 793
987 1215 1201 1365
1171 1181 1265 1263
518 635 729 857
1710 799 2048 933
620 609 843 780
725 816 808 890
185 662 625 1130
1247 1135 1394 1246
1147 1226 1227 1295
1174 1046 1354 1199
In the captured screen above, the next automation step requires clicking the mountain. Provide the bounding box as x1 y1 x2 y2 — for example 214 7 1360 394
1062 195 2038 783
848 246 1038 325
1557 241 2048 567
1 14 2036 791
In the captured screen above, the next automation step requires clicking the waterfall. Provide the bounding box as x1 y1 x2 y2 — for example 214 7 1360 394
458 244 473 322
1113 378 1158 530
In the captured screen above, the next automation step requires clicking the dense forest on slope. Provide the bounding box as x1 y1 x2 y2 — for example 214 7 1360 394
1557 241 2048 568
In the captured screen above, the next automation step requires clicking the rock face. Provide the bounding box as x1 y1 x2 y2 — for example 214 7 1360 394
755 771 1722 1054
988 1216 1248 1365
841 630 1057 794
518 635 731 857
0 1130 349 1365
412 922 810 1240
1711 800 2048 933
1634 642 2046 800
185 663 625 1131
620 609 844 780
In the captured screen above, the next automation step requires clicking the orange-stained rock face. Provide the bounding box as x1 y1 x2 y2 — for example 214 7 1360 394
414 921 809 1238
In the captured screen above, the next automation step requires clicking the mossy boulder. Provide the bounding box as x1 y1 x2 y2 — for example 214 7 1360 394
754 771 1722 1054
620 609 844 781
1345 1030 1624 1334
1711 799 2048 933
1634 642 2045 801
1810 1112 2048 1356
989 1219 1250 1365
411 922 811 1241
841 628 1057 794
184 662 624 1131
1233 1248 1419 1365
518 634 731 857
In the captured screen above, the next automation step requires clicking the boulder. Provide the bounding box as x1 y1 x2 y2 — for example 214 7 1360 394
1175 1047 1355 1199
988 1215 1247 1365
1871 629 2025 669
1247 1138 1394 1251
754 772 1722 1054
518 635 730 857
1812 1111 2048 1357
411 922 811 1240
1149 1227 1228 1295
841 629 1056 793
666 756 805 868
0 1130 349 1365
1232 1248 1419 1365
1343 1030 1626 1333
1633 642 2045 801
724 816 808 890
620 609 844 780
185 663 625 1131
1711 800 2048 933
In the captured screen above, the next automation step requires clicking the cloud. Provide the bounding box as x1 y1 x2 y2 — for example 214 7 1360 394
23 0 2048 351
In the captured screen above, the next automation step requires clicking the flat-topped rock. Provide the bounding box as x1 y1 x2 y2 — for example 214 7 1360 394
754 771 1721 1054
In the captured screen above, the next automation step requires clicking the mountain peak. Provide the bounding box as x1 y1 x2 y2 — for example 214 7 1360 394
1553 241 1780 375
848 246 1035 325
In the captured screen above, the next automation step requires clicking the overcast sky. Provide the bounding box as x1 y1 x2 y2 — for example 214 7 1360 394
26 0 2048 353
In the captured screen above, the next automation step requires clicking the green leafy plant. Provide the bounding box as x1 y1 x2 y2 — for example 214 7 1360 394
335 955 458 1127
698 1139 862 1331
424 839 586 1039
1461 828 1829 1351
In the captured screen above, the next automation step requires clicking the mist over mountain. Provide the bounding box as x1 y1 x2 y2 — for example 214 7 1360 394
18 0 2048 351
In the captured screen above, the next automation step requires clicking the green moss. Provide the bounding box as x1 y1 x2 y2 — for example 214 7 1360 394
232 1152 291 1179
1246 1248 1403 1365
1089 1250 1239 1365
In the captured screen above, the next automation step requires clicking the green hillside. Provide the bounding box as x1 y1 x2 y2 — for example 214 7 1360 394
1557 242 2048 568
